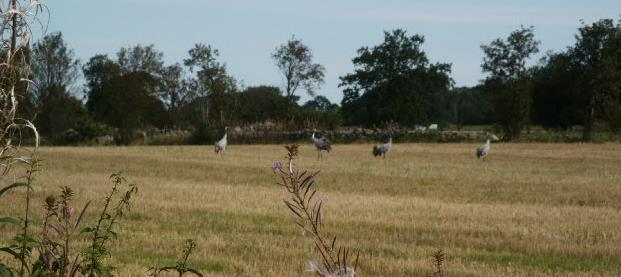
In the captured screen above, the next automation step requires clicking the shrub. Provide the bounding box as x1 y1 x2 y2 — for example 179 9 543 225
189 124 218 145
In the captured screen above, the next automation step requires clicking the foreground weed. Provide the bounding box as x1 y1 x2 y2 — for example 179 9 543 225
427 249 445 277
273 144 359 277
81 173 138 276
148 239 203 277
31 187 91 276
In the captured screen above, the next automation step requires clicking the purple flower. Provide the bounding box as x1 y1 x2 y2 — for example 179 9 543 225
64 207 74 219
272 161 282 173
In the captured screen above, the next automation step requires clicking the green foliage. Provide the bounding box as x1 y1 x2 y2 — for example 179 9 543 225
0 171 137 277
481 26 540 140
60 115 115 145
81 173 138 276
183 43 238 128
340 29 452 127
449 86 494 127
83 51 168 144
272 36 325 100
30 32 83 138
189 123 218 145
304 95 338 113
236 86 290 122
30 187 92 276
570 18 621 141
531 52 582 130
528 17 621 139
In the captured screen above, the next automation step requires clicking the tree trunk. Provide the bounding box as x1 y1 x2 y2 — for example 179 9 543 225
582 106 595 142
201 97 209 127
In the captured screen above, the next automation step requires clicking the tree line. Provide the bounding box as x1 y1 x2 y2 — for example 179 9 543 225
15 17 621 144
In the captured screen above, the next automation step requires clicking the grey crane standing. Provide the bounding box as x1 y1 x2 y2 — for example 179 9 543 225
214 126 229 155
476 132 496 160
311 129 332 160
372 136 392 159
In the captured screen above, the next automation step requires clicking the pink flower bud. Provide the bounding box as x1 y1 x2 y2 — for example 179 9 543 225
65 207 74 219
272 161 283 173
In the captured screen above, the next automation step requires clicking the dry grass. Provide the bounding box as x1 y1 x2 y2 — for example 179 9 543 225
1 143 621 276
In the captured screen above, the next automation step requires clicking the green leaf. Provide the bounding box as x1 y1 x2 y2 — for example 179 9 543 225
80 227 95 233
0 246 23 262
0 263 16 277
0 182 31 199
0 217 22 226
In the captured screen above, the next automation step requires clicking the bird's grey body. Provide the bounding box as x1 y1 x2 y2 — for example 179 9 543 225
476 139 490 160
373 137 392 159
311 129 331 160
214 127 228 155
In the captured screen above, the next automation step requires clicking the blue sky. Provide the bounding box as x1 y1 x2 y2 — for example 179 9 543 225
43 0 620 103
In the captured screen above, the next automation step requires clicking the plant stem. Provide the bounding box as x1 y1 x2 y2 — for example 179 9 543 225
20 165 35 277
89 181 118 276
10 0 17 58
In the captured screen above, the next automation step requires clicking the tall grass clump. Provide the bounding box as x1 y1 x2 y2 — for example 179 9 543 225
273 144 359 277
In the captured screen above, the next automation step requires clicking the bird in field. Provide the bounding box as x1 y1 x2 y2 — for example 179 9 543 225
214 126 229 155
311 129 331 160
476 132 497 160
372 136 392 159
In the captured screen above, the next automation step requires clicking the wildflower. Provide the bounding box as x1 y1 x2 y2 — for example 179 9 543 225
272 161 282 173
64 206 74 219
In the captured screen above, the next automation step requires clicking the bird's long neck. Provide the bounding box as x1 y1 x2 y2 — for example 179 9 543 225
485 139 490 145
311 132 318 141
222 133 227 141
388 137 392 144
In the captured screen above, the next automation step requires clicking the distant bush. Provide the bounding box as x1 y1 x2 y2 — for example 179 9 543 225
190 124 218 145
56 118 116 145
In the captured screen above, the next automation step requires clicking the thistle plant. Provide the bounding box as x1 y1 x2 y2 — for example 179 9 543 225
273 144 359 277
30 187 91 276
427 249 445 277
148 239 203 277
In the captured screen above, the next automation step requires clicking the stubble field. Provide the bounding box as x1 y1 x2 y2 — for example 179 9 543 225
1 143 621 276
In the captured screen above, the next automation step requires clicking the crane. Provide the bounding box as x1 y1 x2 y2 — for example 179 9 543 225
311 129 331 160
214 126 229 155
477 132 497 160
372 136 392 159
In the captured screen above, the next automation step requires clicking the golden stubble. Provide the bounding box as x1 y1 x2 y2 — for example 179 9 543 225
1 143 620 276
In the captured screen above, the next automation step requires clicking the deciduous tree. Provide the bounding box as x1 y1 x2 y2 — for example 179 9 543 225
272 36 325 103
481 26 539 140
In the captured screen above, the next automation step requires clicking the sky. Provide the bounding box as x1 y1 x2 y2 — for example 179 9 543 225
41 0 621 103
